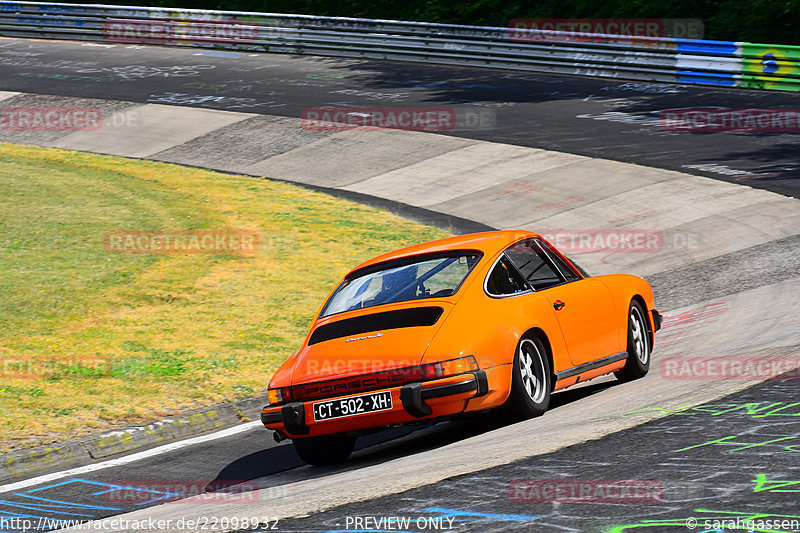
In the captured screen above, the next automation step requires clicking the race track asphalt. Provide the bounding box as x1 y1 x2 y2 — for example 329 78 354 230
0 36 798 533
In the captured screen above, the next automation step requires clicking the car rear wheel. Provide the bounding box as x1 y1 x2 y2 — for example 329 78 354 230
292 434 356 466
506 335 551 419
615 300 651 382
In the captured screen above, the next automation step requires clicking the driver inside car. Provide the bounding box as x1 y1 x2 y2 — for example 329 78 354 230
372 265 420 305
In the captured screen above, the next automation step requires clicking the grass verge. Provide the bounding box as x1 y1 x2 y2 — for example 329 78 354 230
0 143 448 452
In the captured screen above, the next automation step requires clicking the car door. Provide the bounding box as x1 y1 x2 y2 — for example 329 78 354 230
505 238 620 367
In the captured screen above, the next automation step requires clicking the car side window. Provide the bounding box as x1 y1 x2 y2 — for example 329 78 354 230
486 256 529 296
536 239 581 281
505 239 565 290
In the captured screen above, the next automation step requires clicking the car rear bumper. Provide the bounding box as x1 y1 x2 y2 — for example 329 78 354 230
400 369 488 417
651 309 662 331
261 370 488 437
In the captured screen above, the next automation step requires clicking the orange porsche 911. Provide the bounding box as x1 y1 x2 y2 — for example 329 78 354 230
261 230 662 465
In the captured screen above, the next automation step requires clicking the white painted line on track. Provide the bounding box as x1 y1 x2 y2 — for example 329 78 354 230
0 421 263 494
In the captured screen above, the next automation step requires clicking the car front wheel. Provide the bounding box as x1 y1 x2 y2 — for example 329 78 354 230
615 300 651 382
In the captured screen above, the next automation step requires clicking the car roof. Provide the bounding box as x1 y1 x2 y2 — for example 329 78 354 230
346 230 538 277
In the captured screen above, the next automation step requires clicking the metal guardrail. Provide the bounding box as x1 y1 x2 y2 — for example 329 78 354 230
0 1 798 91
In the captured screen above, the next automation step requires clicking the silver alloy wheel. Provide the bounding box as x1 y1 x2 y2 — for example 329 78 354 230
519 338 546 403
631 306 650 364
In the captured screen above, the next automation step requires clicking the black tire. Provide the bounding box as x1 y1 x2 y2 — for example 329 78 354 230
615 300 651 382
292 434 356 466
505 335 551 419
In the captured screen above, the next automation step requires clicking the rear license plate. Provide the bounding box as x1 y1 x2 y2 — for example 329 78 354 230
313 390 393 421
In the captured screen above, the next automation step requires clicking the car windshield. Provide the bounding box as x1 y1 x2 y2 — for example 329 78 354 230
320 252 482 318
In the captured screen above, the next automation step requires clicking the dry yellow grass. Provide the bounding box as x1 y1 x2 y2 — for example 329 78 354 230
0 143 448 452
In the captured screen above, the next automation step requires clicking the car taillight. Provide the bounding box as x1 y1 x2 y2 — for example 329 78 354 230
267 387 292 405
421 356 478 379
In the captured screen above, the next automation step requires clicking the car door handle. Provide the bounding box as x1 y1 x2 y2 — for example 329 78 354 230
553 300 566 311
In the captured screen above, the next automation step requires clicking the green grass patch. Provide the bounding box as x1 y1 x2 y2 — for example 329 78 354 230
0 143 448 452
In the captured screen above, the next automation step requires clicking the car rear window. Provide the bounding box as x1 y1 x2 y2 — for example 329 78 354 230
320 252 482 318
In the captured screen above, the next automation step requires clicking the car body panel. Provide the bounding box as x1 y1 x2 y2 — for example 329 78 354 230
542 277 621 366
596 273 658 347
290 301 455 385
